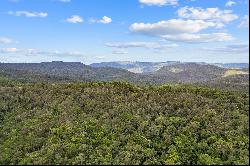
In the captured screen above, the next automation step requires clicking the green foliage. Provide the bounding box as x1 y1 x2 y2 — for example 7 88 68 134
0 81 249 165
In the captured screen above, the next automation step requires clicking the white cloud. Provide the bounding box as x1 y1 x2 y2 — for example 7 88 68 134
106 42 178 50
203 44 249 53
177 7 238 24
130 19 221 36
139 0 178 6
0 48 84 57
66 15 83 23
162 33 234 43
96 56 105 59
99 16 112 24
0 37 13 44
225 0 236 7
129 17 235 43
238 15 249 28
89 16 112 24
66 51 84 56
8 11 48 18
112 50 129 54
0 48 19 53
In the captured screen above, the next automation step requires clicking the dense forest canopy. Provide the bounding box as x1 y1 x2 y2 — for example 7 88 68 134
0 78 249 165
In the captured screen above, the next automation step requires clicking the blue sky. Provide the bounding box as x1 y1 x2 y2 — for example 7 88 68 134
0 0 249 64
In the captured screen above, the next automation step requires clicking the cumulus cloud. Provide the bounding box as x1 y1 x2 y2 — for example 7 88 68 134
177 7 238 24
129 6 237 43
90 16 112 24
139 0 178 6
225 0 236 7
203 44 249 53
8 11 48 18
238 15 249 28
130 19 221 36
106 42 178 50
66 15 83 23
99 16 112 24
0 48 84 57
0 37 13 44
162 33 234 43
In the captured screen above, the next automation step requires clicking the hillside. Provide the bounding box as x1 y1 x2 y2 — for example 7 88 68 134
0 81 249 165
0 62 139 83
149 63 225 83
203 74 250 91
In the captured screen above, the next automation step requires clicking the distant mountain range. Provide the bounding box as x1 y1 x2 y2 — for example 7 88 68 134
90 61 181 73
0 61 249 91
90 61 249 73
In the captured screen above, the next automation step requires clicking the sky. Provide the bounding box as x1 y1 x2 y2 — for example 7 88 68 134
0 0 249 64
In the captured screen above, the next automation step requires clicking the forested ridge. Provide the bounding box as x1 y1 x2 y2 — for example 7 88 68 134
0 62 249 92
0 78 248 165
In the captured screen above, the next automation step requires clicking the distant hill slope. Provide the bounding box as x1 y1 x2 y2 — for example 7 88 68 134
150 63 249 91
203 74 249 91
152 63 227 83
